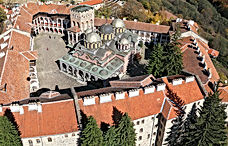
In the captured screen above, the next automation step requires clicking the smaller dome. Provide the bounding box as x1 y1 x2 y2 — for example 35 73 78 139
120 38 129 45
100 24 113 34
112 19 125 28
86 32 101 43
85 28 93 34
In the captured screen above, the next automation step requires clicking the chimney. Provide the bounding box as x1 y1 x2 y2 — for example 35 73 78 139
101 16 104 19
111 17 115 20
198 51 202 57
128 89 139 97
0 104 2 112
208 68 212 79
123 17 126 21
71 87 82 128
172 78 183 86
201 56 205 64
185 76 195 83
37 102 42 113
134 19 137 22
99 93 112 103
144 85 155 94
115 92 125 100
204 62 207 70
10 103 24 114
156 83 166 91
83 96 96 106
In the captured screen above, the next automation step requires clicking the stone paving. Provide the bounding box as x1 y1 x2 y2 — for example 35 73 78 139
34 33 83 90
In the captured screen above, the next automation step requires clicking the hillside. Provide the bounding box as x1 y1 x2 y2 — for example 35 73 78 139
137 0 228 81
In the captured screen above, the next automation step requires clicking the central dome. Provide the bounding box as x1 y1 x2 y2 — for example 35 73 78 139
100 24 113 34
120 38 129 45
112 19 125 28
86 32 101 43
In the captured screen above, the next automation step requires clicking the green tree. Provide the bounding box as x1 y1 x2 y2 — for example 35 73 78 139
180 103 198 145
115 113 136 146
0 116 22 146
146 43 165 77
80 116 103 146
0 8 6 23
165 112 185 146
104 126 117 146
163 43 183 76
186 84 227 146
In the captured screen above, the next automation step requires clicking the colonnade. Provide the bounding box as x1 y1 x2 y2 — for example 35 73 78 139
60 61 99 82
32 16 66 35
67 31 81 45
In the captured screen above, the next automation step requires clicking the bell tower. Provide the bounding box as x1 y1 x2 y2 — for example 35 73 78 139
70 5 94 32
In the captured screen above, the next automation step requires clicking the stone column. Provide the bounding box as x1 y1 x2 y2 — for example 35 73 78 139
72 33 74 44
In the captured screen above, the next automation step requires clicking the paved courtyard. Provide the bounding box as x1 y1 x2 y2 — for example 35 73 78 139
34 33 83 90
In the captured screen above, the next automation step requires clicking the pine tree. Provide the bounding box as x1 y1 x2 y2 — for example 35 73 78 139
146 43 165 77
186 85 227 146
80 116 103 146
180 103 198 145
104 126 117 146
163 43 183 76
165 112 185 146
0 116 22 146
115 113 136 146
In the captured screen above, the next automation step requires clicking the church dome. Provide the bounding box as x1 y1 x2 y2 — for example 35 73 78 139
85 28 93 34
120 38 129 45
112 19 125 28
100 24 113 34
86 32 101 43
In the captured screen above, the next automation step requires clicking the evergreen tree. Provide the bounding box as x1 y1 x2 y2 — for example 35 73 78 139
163 43 183 76
0 116 22 146
180 103 198 145
104 126 117 146
146 43 165 77
80 116 103 146
186 85 227 146
165 112 185 146
115 113 136 146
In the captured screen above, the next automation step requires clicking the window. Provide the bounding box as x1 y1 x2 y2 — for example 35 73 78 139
36 139 40 143
140 128 143 133
72 133 75 136
139 136 142 140
28 140 33 146
153 132 156 135
151 117 154 120
137 121 140 125
141 120 144 124
65 134 68 138
48 137 52 142
147 134 150 139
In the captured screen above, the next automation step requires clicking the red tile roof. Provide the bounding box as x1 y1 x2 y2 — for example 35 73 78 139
80 0 103 5
0 100 78 138
77 75 204 125
21 51 37 61
220 86 228 102
208 49 219 58
181 37 219 84
0 50 30 104
94 18 171 34
8 31 30 52
78 89 166 125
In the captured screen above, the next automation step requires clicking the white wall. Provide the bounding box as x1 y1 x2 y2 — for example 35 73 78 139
22 131 80 146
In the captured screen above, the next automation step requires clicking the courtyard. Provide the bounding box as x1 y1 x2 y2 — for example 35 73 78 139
33 33 83 90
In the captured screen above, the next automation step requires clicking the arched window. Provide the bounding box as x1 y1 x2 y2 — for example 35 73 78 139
77 22 80 28
28 140 33 146
48 137 52 142
73 21 76 27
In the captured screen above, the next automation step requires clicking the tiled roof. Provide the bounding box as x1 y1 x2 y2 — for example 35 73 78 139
80 0 103 5
8 31 30 52
0 100 78 138
181 37 219 84
220 86 228 102
20 51 37 61
94 18 171 34
0 50 30 104
208 49 219 57
78 89 166 125
67 26 81 33
77 75 204 125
